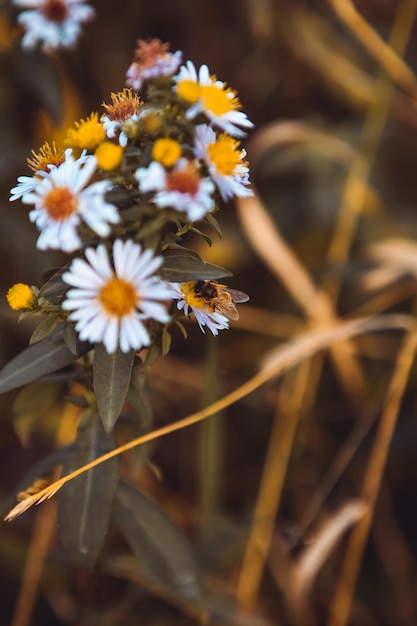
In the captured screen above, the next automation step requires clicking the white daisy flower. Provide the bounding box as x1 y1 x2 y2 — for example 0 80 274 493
169 282 229 336
21 153 119 252
194 124 253 201
174 61 254 138
13 0 95 52
126 38 183 92
62 240 172 354
135 158 215 222
9 170 51 202
9 147 87 202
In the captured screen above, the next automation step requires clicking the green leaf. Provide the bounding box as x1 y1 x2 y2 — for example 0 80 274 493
0 328 91 395
57 411 119 568
114 482 204 604
205 212 223 238
29 316 60 345
161 330 172 356
160 256 232 282
39 265 70 304
93 344 135 434
63 323 78 355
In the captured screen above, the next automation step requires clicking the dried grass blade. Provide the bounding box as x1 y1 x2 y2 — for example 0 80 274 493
4 314 414 523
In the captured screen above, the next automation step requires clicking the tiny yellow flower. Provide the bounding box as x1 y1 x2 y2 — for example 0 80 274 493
152 138 181 167
95 142 123 171
6 284 37 311
140 110 162 134
65 113 106 151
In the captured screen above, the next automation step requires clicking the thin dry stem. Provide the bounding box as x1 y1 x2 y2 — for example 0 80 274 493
236 360 313 612
237 194 367 405
288 501 367 626
329 330 417 626
5 314 413 522
328 0 417 100
10 402 80 626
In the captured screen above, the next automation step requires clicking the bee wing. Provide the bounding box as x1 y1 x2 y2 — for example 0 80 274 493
229 289 250 304
214 300 240 321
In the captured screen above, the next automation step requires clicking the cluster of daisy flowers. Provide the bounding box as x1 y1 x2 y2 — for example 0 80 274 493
7 39 252 356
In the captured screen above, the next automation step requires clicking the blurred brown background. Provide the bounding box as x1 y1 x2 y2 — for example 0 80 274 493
2 1 417 625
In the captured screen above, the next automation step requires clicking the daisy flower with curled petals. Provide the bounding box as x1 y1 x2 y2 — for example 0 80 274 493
9 146 86 202
21 152 119 252
12 0 95 52
62 240 172 354
169 282 229 336
194 124 253 201
126 38 182 92
174 61 254 138
136 158 215 222
101 89 142 147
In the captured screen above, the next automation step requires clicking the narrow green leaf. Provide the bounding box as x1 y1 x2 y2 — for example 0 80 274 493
93 344 135 434
29 317 60 345
57 411 119 568
39 265 70 304
160 256 232 282
0 328 91 395
161 330 172 356
114 482 204 604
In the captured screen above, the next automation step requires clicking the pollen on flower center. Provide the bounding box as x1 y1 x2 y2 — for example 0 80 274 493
200 84 238 116
176 80 201 103
166 163 200 195
43 186 78 220
41 0 69 23
99 278 138 316
208 135 242 175
181 281 207 310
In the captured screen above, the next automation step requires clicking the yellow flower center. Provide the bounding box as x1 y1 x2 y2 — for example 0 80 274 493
65 113 106 151
207 134 243 176
166 162 200 195
181 281 207 310
99 278 138 316
176 79 201 103
43 187 78 221
200 84 239 116
6 284 36 310
95 142 123 171
152 138 181 167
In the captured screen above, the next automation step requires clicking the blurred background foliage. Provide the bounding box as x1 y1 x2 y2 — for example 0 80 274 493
3 0 417 625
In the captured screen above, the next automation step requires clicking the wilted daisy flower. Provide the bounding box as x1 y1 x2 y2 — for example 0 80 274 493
169 282 229 336
174 61 253 138
136 158 215 222
101 89 142 147
62 240 172 354
9 142 69 202
12 0 95 52
194 124 252 201
126 38 182 92
20 152 119 252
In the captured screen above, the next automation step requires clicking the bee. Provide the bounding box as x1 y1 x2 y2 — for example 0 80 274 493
192 280 249 321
